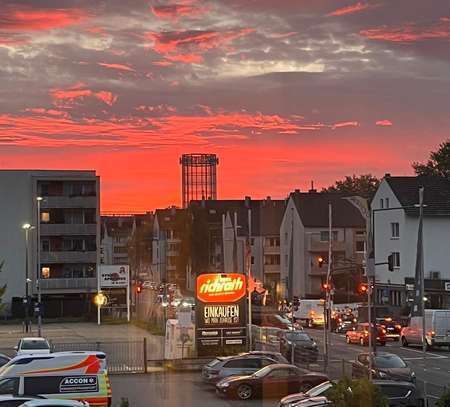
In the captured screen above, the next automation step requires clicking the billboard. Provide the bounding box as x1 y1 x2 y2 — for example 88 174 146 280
196 273 247 356
99 265 129 288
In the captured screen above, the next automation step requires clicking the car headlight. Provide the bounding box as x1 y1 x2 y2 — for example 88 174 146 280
378 371 388 378
218 382 230 388
411 372 416 378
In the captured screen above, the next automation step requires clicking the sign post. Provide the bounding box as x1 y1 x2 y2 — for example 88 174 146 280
98 265 130 322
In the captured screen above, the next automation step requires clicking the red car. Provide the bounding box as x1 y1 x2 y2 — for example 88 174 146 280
346 323 387 346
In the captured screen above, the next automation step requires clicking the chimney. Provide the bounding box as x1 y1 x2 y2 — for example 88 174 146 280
294 189 300 194
384 173 391 178
170 206 176 216
245 196 251 208
308 180 317 193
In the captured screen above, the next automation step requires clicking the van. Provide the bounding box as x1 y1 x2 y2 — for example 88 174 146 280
294 300 325 327
401 309 450 349
0 352 111 407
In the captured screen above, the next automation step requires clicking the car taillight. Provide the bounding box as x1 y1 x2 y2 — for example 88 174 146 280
395 324 402 330
382 329 386 334
364 331 369 336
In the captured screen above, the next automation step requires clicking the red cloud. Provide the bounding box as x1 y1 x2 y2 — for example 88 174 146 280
50 85 118 107
0 6 87 31
151 4 207 21
328 2 371 17
376 120 393 126
360 20 450 42
98 62 135 72
146 28 255 63
332 121 359 129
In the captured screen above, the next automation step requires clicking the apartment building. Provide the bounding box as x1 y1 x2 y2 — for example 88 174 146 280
372 175 450 315
0 170 100 318
280 190 366 300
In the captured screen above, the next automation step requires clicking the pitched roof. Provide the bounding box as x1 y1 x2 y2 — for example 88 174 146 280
290 191 365 228
385 176 450 216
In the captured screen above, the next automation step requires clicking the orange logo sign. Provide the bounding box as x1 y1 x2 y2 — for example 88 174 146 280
197 273 246 303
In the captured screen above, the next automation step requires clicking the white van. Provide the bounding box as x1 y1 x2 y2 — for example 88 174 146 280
401 309 450 349
294 300 325 327
0 352 111 407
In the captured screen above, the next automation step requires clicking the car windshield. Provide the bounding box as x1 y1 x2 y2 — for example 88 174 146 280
373 355 407 368
285 332 311 341
306 382 333 397
21 340 49 350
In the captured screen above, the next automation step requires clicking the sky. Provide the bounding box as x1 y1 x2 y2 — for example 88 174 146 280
0 0 449 213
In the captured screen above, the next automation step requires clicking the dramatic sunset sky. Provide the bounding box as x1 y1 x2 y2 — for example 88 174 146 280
1 0 449 212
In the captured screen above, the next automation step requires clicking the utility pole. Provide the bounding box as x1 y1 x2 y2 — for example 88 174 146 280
324 203 332 368
247 208 252 351
36 196 43 336
416 187 426 354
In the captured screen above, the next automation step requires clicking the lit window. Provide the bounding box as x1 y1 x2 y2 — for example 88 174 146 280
41 267 50 279
41 212 50 223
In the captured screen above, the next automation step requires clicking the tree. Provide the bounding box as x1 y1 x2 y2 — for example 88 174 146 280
413 140 450 178
322 174 380 199
436 391 450 407
0 260 6 314
327 377 388 407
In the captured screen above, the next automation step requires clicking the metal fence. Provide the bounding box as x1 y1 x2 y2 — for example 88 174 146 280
52 339 149 374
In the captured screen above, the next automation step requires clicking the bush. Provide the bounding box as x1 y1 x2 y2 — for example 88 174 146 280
436 391 450 407
327 377 388 407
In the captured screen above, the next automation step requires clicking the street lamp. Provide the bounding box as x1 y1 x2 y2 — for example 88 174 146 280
36 196 43 336
22 223 34 333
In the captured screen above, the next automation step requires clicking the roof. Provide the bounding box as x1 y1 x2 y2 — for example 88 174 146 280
290 191 366 228
384 176 450 216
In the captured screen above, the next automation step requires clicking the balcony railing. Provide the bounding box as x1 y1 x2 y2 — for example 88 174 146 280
40 278 97 290
40 251 97 263
264 264 280 274
40 224 97 236
41 196 97 209
307 238 346 252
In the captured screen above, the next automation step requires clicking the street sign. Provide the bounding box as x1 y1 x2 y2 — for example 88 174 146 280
445 282 450 291
99 265 129 288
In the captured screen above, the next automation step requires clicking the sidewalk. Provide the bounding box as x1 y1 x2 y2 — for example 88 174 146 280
0 322 164 359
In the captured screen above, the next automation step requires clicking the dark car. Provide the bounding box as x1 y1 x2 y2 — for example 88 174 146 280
279 380 334 407
376 318 403 341
374 380 424 407
239 351 289 364
253 313 296 330
202 355 277 384
352 353 415 382
335 320 357 334
215 364 328 400
280 331 319 363
0 355 10 368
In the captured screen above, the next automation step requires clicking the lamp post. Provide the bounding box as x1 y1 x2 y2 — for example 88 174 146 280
36 197 43 336
22 223 34 333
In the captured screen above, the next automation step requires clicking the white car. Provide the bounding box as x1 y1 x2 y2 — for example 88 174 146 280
15 338 50 355
0 395 45 407
20 400 89 407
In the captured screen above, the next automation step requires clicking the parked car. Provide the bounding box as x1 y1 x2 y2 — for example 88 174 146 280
280 331 319 363
335 320 356 334
346 323 386 346
374 380 424 407
0 395 46 407
202 355 277 384
20 400 89 407
238 351 289 364
215 364 327 400
352 353 415 382
0 355 10 368
376 318 402 341
285 396 331 407
279 380 334 407
253 313 296 330
14 338 50 355
401 310 450 349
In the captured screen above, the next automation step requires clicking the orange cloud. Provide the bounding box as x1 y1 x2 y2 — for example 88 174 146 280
98 62 136 72
327 2 371 17
151 4 208 21
332 121 359 129
50 85 118 107
360 20 450 42
376 119 393 126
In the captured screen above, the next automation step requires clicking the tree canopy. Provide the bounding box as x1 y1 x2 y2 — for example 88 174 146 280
322 174 380 199
327 377 388 407
413 140 450 178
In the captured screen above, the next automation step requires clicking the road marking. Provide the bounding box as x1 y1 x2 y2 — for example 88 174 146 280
400 347 447 359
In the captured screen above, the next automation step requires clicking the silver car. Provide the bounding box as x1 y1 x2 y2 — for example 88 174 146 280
202 355 277 384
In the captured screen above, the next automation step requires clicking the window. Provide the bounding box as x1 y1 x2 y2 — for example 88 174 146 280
41 267 50 279
356 241 365 252
224 359 258 369
264 255 280 265
41 239 50 252
267 368 290 378
385 198 390 208
40 211 50 223
250 238 255 245
0 378 19 395
320 231 338 242
390 290 402 306
380 199 384 209
391 252 400 268
251 256 254 265
391 222 399 238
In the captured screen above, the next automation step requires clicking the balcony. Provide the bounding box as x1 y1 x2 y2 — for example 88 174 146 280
40 278 97 291
307 238 346 252
263 246 280 255
40 224 97 236
264 264 280 274
41 196 97 209
40 251 97 263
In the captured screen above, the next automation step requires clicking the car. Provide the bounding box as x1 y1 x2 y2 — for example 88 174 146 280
279 380 334 407
352 353 415 382
377 318 402 341
14 338 50 355
215 364 328 400
202 355 278 384
0 395 46 407
280 331 319 363
0 355 10 368
335 320 356 334
20 400 89 407
345 323 386 346
238 351 289 364
253 313 296 330
286 396 331 407
374 380 424 407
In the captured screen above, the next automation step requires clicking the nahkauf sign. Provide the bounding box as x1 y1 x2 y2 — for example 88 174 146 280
196 273 247 356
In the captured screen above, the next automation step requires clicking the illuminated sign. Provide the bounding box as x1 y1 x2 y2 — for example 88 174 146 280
196 273 246 303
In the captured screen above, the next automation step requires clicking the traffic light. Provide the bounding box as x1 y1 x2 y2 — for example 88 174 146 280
358 283 368 295
136 282 143 294
322 282 331 291
387 254 394 272
318 256 324 268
